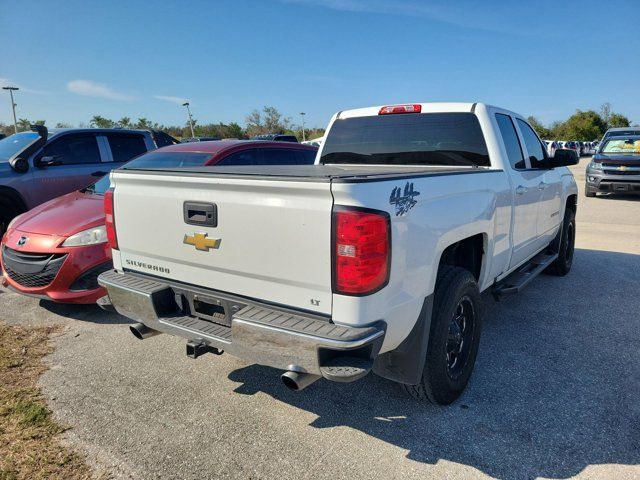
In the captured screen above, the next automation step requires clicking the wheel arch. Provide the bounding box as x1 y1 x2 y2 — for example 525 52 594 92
0 186 28 213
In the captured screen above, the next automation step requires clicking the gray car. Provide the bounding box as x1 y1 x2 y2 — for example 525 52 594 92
0 125 178 234
585 135 640 197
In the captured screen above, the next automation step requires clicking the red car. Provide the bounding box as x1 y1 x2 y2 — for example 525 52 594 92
0 140 317 304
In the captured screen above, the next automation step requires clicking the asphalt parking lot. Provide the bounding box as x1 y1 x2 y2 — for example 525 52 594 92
1 156 639 480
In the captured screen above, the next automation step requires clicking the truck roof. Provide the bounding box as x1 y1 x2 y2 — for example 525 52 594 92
335 102 521 120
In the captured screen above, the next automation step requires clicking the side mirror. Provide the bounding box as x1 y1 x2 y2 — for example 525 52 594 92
549 148 578 168
35 155 62 168
9 157 29 173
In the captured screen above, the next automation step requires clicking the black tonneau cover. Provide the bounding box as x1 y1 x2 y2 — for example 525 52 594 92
120 164 497 183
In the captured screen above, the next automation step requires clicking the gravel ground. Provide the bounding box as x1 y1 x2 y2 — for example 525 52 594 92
1 157 639 480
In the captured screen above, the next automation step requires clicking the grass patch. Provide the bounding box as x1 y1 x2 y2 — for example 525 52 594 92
0 322 96 479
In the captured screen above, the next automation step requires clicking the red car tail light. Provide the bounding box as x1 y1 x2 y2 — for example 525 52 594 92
333 207 390 295
378 104 422 115
104 188 118 250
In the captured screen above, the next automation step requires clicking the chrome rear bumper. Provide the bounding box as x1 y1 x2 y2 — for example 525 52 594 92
98 270 385 380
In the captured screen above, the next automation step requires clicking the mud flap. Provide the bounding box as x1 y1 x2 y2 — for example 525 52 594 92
372 295 434 385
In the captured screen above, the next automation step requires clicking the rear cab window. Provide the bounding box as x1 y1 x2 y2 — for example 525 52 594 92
122 151 213 169
320 112 490 167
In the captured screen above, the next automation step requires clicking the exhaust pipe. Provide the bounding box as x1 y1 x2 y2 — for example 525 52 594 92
281 371 321 391
129 322 161 340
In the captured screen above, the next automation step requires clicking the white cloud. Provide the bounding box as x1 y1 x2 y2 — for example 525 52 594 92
0 77 49 95
282 0 530 35
67 79 135 101
153 95 190 105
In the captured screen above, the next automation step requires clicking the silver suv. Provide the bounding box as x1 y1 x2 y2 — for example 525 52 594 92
0 126 177 234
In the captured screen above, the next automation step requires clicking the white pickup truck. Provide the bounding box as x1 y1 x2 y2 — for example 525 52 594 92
98 103 579 404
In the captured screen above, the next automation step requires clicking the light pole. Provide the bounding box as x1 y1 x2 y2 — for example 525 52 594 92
300 112 306 142
182 102 195 138
3 86 19 134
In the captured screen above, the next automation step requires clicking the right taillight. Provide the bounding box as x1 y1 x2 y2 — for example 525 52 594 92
333 207 390 295
104 188 118 250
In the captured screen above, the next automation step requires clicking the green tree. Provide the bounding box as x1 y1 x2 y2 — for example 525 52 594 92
15 118 45 132
118 117 132 128
607 113 630 129
245 106 291 136
526 116 551 139
556 110 606 141
90 115 115 128
55 122 73 128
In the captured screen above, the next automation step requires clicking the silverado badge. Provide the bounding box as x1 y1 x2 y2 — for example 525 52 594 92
183 233 221 252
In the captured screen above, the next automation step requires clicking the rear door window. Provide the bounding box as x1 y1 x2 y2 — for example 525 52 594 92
320 112 490 167
495 114 525 170
516 119 547 168
107 134 148 162
40 134 101 165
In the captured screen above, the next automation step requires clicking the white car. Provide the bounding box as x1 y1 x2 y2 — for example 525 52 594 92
99 102 579 405
544 140 560 157
302 136 324 147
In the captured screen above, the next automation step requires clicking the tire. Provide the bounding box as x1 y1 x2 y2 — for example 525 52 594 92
546 207 576 276
585 184 596 198
403 266 483 405
0 197 19 237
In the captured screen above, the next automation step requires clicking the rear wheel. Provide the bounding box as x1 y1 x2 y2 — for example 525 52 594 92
546 207 575 276
403 266 483 405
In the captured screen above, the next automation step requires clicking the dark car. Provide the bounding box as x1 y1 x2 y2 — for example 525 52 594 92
585 135 640 197
250 134 299 143
601 127 640 143
0 126 178 235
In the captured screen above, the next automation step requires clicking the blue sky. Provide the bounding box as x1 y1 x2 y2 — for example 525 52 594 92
1 0 638 130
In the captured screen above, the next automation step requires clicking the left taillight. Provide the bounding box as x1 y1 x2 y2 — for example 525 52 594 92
333 207 390 295
104 188 118 250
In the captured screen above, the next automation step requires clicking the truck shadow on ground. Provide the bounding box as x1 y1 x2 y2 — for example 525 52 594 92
228 248 640 480
39 301 132 325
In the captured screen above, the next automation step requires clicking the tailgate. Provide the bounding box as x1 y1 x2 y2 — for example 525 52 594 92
110 171 334 315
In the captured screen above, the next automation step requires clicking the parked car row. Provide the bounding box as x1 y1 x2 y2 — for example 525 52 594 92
0 136 317 304
543 140 597 158
0 126 179 235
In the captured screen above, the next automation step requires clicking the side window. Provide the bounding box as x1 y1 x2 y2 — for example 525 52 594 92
107 134 148 163
495 114 525 170
217 149 257 166
40 134 101 165
516 119 547 168
259 148 298 165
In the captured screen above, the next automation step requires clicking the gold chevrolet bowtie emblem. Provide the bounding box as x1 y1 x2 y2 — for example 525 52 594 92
619 165 628 171
183 233 221 252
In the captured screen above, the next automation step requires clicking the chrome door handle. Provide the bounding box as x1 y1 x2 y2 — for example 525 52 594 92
538 182 547 190
515 185 528 195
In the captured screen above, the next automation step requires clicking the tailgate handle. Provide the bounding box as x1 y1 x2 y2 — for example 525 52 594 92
183 202 217 227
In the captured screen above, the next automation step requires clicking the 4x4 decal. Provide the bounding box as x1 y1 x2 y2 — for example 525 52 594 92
389 182 420 216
